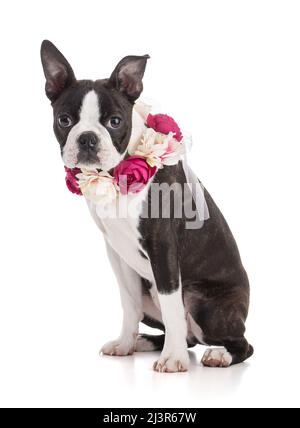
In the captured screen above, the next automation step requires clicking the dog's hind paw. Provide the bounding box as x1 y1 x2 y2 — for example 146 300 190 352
201 348 232 368
100 339 135 356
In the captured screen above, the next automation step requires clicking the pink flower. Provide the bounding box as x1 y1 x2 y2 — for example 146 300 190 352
114 156 157 195
147 114 182 141
64 166 82 195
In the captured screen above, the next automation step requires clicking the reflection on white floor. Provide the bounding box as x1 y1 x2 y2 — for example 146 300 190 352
98 347 251 408
1 334 299 408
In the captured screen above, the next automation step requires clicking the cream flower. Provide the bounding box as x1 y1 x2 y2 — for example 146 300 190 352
160 139 186 166
134 128 185 167
76 169 118 205
133 100 152 122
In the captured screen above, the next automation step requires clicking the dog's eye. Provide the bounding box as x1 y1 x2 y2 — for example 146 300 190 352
108 116 122 129
58 114 73 128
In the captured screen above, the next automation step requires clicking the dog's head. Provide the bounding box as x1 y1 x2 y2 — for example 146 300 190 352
41 40 149 171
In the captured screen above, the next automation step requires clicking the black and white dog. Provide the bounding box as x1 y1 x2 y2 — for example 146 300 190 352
41 40 253 372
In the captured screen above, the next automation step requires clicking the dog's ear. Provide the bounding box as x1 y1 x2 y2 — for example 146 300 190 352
40 40 76 102
108 55 150 103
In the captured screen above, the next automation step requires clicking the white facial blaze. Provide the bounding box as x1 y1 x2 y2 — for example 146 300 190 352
79 90 101 124
62 90 123 171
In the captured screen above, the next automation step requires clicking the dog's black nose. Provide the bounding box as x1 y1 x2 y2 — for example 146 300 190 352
78 132 98 150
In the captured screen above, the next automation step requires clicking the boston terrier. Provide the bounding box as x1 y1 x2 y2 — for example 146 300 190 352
40 40 253 372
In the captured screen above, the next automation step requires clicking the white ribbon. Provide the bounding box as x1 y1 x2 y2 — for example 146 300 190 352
134 101 210 229
182 151 210 229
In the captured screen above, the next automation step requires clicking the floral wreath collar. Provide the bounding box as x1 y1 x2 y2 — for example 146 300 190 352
65 110 187 205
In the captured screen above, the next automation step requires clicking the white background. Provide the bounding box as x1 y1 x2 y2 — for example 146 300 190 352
0 0 299 408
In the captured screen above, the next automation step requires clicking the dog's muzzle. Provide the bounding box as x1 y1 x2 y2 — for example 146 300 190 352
78 131 99 151
76 131 100 165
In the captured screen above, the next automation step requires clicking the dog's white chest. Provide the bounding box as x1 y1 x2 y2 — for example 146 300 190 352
87 189 153 281
102 216 151 280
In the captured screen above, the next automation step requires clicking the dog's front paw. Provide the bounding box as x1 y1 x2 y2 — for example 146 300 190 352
100 339 135 356
153 352 189 373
